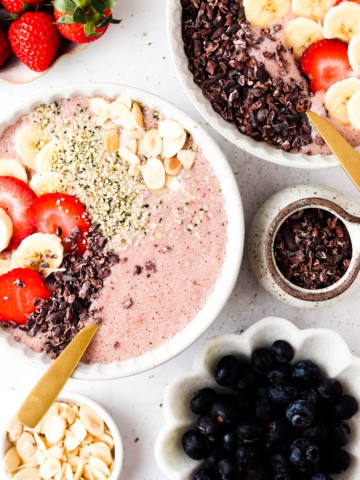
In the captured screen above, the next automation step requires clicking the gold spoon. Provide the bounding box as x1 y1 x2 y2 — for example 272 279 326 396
306 111 360 190
16 324 98 428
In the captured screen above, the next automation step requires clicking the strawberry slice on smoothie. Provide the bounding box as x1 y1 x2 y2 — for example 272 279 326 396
34 192 91 254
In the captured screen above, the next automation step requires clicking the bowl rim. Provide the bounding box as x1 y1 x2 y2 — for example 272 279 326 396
0 391 123 480
0 81 244 380
166 0 340 170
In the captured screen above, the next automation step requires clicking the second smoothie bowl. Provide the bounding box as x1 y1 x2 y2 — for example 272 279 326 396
0 83 244 379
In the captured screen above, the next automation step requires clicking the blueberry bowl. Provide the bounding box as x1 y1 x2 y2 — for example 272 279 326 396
155 317 360 479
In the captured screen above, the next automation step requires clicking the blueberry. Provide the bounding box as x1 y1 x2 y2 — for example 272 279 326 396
267 365 290 385
298 388 319 406
326 449 351 474
271 340 294 364
194 469 218 480
291 360 322 386
205 446 224 470
235 443 261 467
182 429 209 460
334 394 358 419
233 365 256 393
310 475 334 480
197 415 219 440
271 452 289 473
304 422 328 444
251 348 274 374
215 355 240 387
236 420 262 443
218 458 241 480
266 420 289 445
329 422 350 446
220 428 238 453
269 384 297 405
190 388 218 415
243 466 270 480
210 394 238 425
286 400 314 428
289 438 320 474
317 379 343 400
255 398 276 422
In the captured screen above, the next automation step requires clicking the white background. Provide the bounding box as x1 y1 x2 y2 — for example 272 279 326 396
0 1 360 478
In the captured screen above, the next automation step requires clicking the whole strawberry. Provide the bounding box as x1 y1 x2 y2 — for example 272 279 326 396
0 24 11 67
8 12 62 72
53 0 119 44
1 0 46 14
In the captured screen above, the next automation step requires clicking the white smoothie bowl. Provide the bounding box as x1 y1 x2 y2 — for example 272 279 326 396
0 392 123 480
155 317 360 479
167 0 340 169
0 82 244 380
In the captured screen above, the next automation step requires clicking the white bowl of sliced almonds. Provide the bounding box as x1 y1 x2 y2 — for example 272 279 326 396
0 392 123 480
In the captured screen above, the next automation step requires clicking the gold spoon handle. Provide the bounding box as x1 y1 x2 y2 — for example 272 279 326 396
17 325 98 428
306 111 360 191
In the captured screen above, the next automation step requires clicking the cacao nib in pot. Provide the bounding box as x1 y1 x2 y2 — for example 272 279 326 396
181 0 313 152
274 209 352 290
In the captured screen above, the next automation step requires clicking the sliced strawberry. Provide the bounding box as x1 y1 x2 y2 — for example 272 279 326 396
334 0 360 5
0 176 36 250
34 193 91 254
300 39 352 93
0 268 51 325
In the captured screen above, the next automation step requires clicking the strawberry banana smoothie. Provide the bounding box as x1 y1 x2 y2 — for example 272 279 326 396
0 95 227 363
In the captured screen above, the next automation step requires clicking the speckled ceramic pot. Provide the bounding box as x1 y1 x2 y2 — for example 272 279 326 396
248 184 360 308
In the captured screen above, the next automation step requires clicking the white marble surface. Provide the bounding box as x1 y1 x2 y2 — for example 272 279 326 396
0 1 360 478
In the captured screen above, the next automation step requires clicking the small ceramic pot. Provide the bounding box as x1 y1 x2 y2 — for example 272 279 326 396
248 184 360 308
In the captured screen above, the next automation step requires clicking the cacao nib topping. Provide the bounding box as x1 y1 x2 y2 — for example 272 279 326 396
274 209 352 290
24 224 120 358
123 297 133 309
181 0 314 152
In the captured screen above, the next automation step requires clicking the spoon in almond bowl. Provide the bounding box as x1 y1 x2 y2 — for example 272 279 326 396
306 111 360 191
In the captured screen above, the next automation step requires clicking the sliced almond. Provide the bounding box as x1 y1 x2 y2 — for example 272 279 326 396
132 102 144 130
128 163 141 177
113 95 132 110
62 406 76 426
6 417 23 442
74 459 85 480
161 132 186 158
13 467 41 480
79 445 91 461
177 149 196 170
64 431 81 452
3 446 21 472
40 405 59 434
89 456 110 476
70 419 88 442
90 466 107 480
45 446 63 459
79 405 104 439
102 119 118 131
103 130 119 154
63 462 74 480
166 174 181 191
33 433 47 453
118 145 140 165
39 458 61 480
44 415 66 444
82 432 94 445
164 156 183 176
101 433 114 451
89 443 112 466
141 129 163 156
16 432 37 464
126 129 145 140
143 157 166 190
83 464 95 480
54 463 68 480
67 455 81 469
109 102 135 130
89 98 110 124
120 130 137 154
158 119 185 139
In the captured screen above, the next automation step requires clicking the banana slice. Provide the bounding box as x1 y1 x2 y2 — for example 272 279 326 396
292 0 335 21
29 172 63 197
348 32 360 73
35 141 58 173
0 158 28 183
0 208 13 253
15 125 50 170
0 258 12 275
14 233 64 278
285 17 324 60
323 2 360 42
347 90 360 129
325 77 360 124
243 0 291 28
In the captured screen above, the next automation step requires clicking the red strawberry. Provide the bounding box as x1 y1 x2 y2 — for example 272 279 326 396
0 176 36 250
34 192 91 254
300 39 352 93
1 0 46 14
334 0 360 5
8 12 62 72
53 0 120 44
0 24 11 67
0 268 51 325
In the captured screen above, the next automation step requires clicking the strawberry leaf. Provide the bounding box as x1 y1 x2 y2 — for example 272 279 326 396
56 13 75 23
84 21 96 36
103 0 116 8
73 6 85 23
90 0 106 14
52 0 76 13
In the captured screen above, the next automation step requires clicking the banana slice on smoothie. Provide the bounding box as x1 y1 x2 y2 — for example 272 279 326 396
15 125 50 170
325 77 360 124
292 0 335 21
243 0 291 28
285 17 324 60
30 172 63 197
14 233 64 278
0 159 28 183
323 2 360 42
35 141 58 173
347 90 360 129
0 208 13 252
348 32 360 73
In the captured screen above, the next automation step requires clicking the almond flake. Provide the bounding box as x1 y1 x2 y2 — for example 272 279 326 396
3 446 21 472
13 467 41 480
70 419 88 442
166 174 181 191
143 157 166 190
132 102 144 130
64 431 81 452
89 98 110 124
89 456 110 476
141 129 163 156
109 102 135 129
39 458 61 480
89 443 112 466
45 446 63 460
120 130 137 153
6 417 23 442
161 132 187 158
79 405 104 439
118 145 140 164
158 119 185 139
164 156 183 176
16 432 37 464
177 149 196 170
83 464 95 480
103 130 119 154
113 95 132 110
44 415 66 444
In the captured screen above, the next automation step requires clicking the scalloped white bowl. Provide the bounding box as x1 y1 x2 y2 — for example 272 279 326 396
166 0 339 169
155 317 360 479
0 82 244 380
